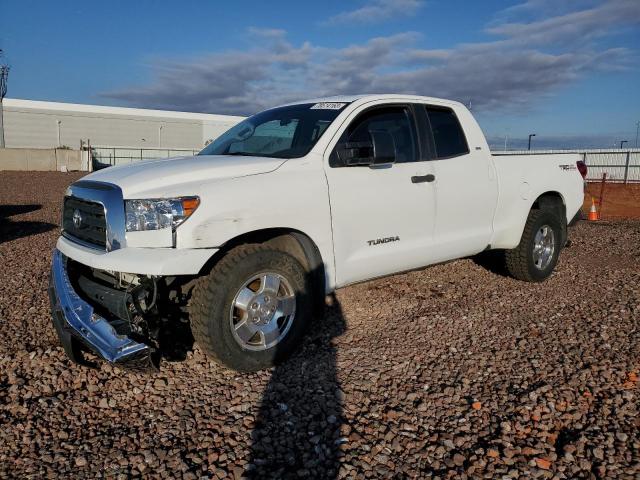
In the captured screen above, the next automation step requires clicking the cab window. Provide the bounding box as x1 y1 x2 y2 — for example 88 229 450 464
330 106 417 167
425 106 469 159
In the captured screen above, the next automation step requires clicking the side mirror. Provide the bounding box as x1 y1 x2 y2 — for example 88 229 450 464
335 131 397 167
369 130 396 165
336 142 374 166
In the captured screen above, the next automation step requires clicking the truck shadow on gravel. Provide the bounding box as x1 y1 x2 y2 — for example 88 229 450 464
471 250 510 277
0 204 57 245
246 294 346 479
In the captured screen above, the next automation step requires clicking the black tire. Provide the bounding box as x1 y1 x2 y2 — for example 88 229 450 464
505 209 563 282
189 244 313 371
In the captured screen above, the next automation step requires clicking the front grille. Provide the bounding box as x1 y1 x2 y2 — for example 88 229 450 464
63 197 107 248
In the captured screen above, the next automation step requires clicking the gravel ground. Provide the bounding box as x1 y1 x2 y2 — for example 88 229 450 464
0 171 639 479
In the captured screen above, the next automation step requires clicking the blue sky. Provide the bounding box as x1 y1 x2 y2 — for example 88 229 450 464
1 0 639 148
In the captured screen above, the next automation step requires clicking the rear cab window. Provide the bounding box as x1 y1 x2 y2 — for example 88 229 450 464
425 106 469 159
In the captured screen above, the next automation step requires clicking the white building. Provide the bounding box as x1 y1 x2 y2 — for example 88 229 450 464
2 98 244 150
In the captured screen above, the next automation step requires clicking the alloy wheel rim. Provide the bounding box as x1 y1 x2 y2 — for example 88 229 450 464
229 272 296 351
532 224 555 270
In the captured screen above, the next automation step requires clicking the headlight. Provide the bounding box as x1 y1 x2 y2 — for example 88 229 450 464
125 197 200 232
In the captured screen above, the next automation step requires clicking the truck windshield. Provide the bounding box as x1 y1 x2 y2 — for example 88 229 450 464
198 102 348 159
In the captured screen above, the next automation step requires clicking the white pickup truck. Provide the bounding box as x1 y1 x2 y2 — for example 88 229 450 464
49 94 586 371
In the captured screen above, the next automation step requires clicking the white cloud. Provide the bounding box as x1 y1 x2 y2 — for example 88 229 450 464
323 0 423 25
486 0 640 46
102 1 640 116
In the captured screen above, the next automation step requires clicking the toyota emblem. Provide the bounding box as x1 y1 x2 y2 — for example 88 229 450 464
72 209 83 229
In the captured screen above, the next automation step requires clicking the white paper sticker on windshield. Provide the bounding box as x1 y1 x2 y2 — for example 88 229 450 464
310 102 347 110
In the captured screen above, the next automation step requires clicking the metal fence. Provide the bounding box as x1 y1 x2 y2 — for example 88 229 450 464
496 149 640 183
89 146 640 182
582 150 640 183
91 146 199 169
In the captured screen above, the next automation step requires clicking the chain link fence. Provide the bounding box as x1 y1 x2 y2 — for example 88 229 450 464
91 146 200 170
90 146 640 183
497 149 640 183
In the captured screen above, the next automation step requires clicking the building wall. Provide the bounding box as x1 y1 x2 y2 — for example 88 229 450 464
0 148 84 171
2 99 244 149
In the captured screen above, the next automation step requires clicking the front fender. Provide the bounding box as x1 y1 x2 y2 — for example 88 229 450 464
175 157 337 291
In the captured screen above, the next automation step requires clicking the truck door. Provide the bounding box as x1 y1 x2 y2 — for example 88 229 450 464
323 104 437 287
419 104 498 260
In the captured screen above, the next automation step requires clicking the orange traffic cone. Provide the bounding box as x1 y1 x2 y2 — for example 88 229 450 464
587 197 599 221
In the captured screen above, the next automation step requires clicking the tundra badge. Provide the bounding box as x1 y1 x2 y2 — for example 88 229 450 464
367 236 400 246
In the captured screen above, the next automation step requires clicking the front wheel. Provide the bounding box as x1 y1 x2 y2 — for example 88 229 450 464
189 245 312 371
505 209 563 282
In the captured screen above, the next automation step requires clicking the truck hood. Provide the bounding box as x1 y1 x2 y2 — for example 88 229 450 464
83 155 287 197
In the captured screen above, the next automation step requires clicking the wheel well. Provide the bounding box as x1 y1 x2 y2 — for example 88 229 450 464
531 191 567 244
532 191 564 209
198 228 326 311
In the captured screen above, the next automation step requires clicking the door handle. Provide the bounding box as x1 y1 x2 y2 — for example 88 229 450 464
411 174 435 184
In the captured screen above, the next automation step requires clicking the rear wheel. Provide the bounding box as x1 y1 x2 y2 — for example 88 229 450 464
190 244 312 371
505 209 563 282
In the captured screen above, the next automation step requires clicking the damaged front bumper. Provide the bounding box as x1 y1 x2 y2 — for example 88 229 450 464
48 249 153 368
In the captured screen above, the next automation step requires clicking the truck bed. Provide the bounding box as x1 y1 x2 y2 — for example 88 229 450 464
489 151 584 249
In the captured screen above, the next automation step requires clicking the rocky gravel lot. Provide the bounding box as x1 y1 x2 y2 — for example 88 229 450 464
1 171 639 479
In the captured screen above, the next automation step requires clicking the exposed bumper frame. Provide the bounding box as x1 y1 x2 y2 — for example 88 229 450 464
49 249 152 367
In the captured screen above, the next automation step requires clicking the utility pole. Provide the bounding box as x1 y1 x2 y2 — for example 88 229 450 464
528 133 536 151
635 121 639 148
620 140 627 149
0 52 9 149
